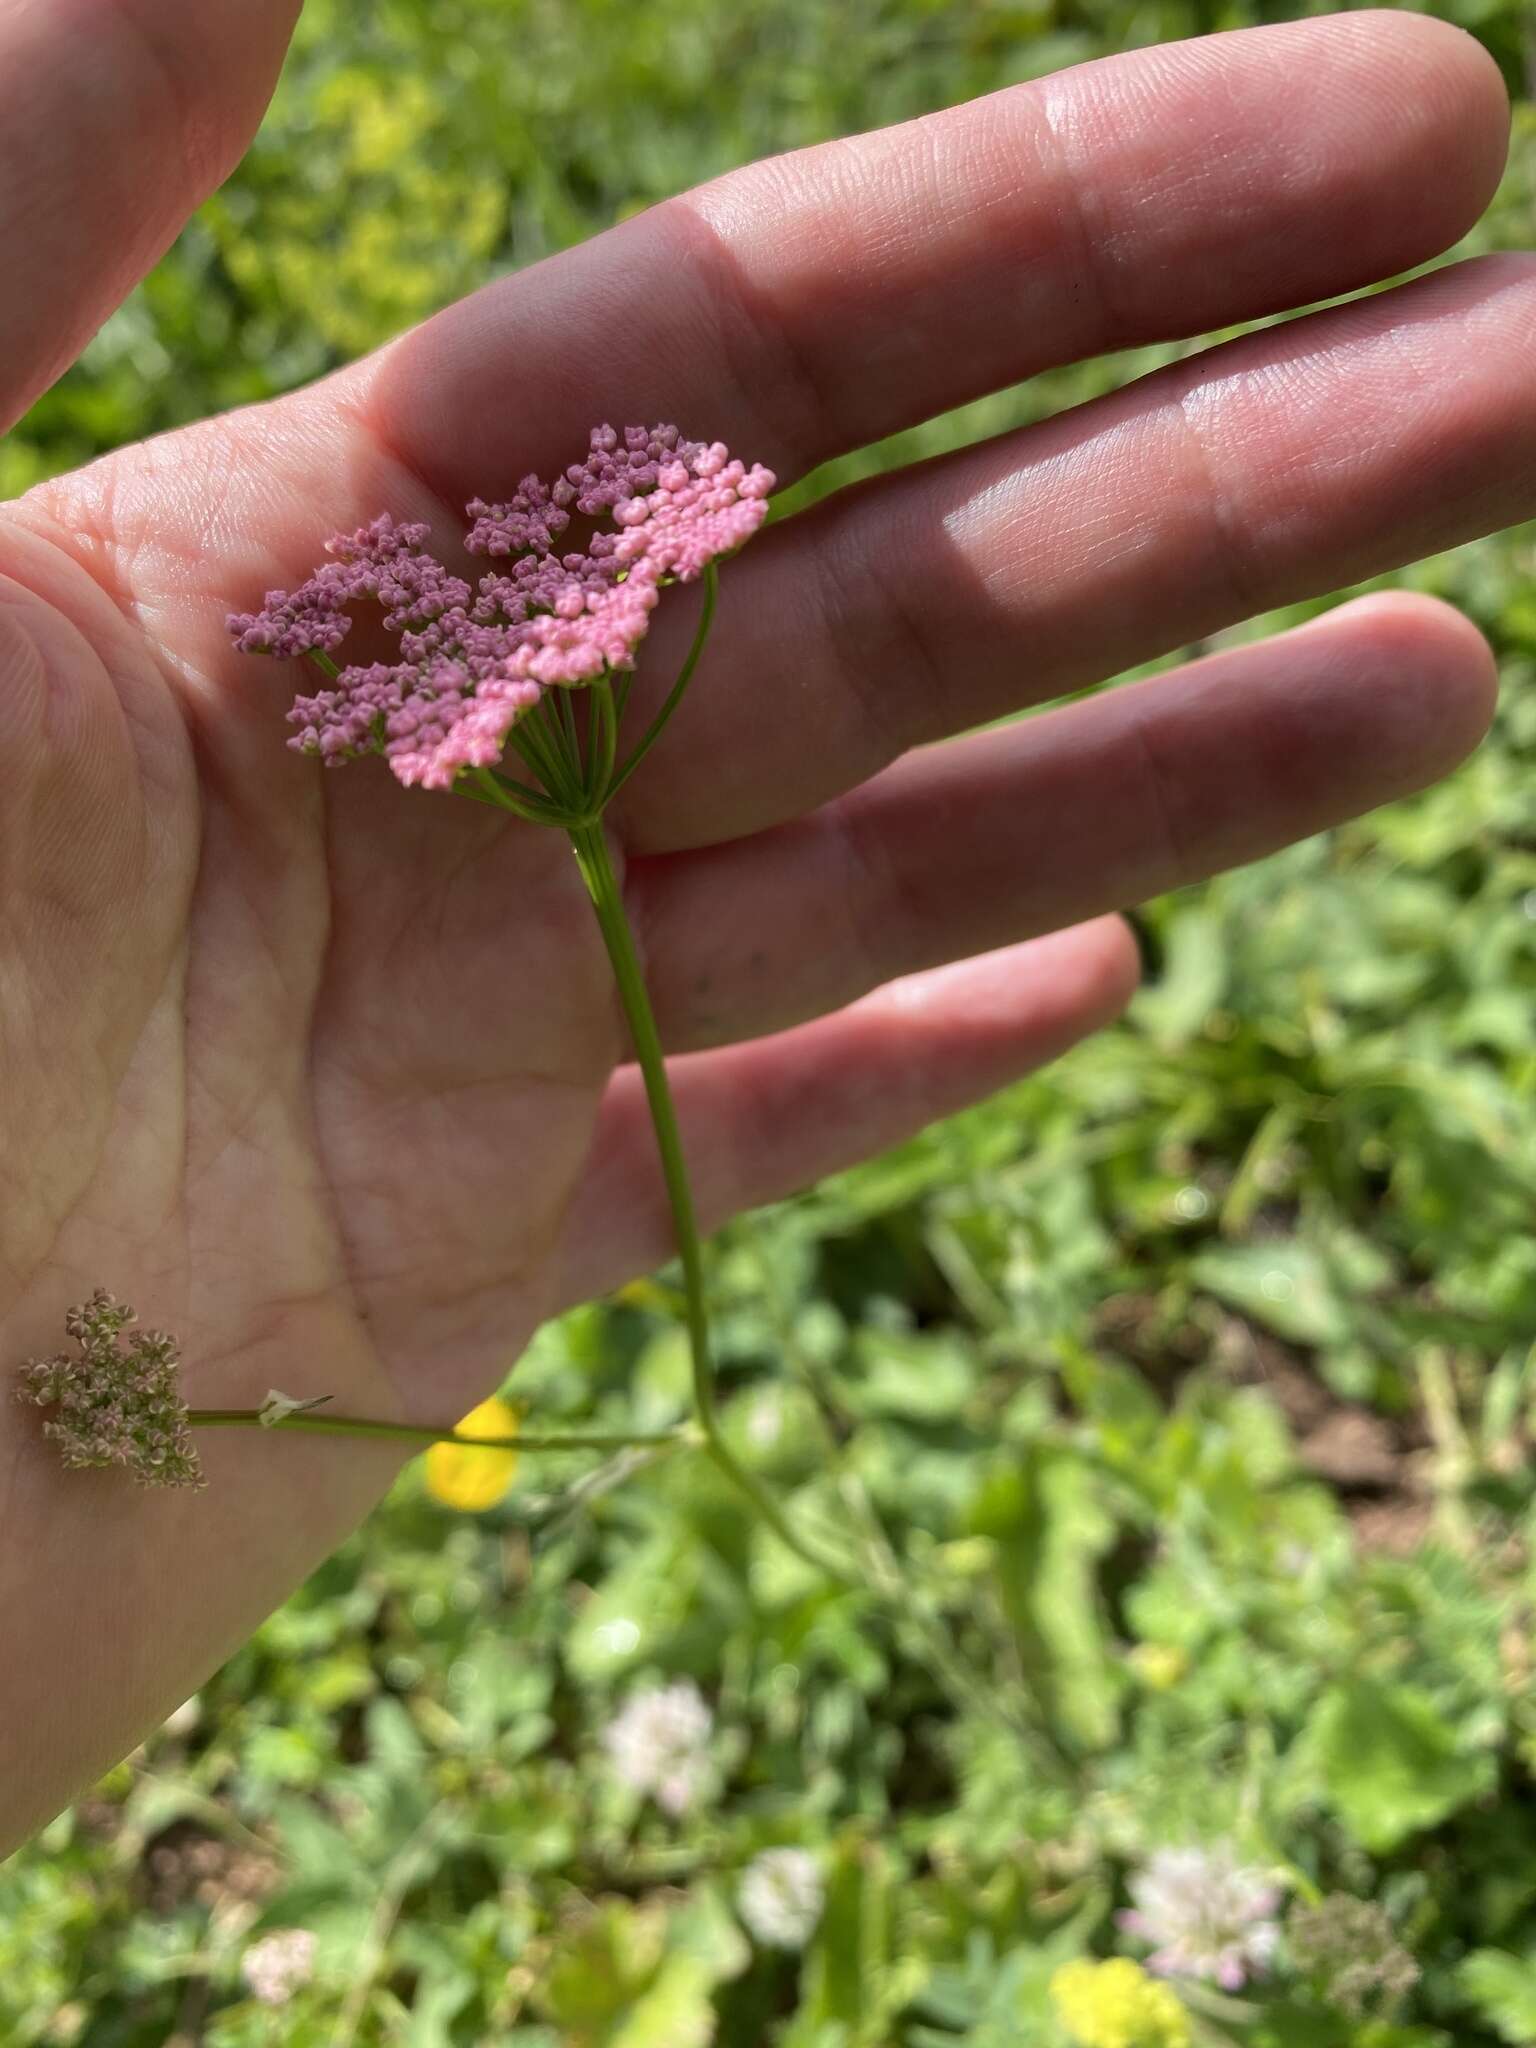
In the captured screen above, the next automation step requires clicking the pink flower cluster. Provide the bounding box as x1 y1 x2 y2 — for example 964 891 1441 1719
1120 1845 1282 1990
227 425 773 792
17 1291 204 1491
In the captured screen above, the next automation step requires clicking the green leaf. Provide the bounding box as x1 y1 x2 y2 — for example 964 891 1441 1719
1190 1239 1354 1348
671 1884 751 1986
565 1533 701 1682
853 1332 976 1422
1309 1680 1495 1852
1460 1949 1536 2045
538 1901 668 2035
1135 906 1228 1049
364 1694 426 1775
969 1448 1120 1750
790 1835 926 2046
610 1954 716 2048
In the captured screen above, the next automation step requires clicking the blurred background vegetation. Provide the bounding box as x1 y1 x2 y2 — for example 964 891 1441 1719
4 1 1536 2042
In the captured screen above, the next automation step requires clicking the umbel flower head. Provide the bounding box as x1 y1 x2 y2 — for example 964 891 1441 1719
1119 1843 1282 1990
737 1847 824 1949
240 1927 317 2007
227 424 773 791
1286 1894 1419 2017
17 1291 204 1490
602 1679 713 1816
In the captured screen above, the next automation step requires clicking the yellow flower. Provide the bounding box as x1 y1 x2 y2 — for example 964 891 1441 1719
1050 1959 1190 2048
424 1396 520 1512
1128 1643 1189 1692
612 1277 676 1313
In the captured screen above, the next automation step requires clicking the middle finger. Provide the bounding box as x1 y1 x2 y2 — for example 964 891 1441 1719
614 253 1536 852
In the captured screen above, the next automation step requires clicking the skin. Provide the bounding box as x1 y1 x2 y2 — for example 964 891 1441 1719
0 0 1527 1848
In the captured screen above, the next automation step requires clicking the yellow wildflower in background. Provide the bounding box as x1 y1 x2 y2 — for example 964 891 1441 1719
206 69 503 360
1128 1643 1189 1692
424 1397 520 1512
1050 1958 1190 2048
612 1277 677 1314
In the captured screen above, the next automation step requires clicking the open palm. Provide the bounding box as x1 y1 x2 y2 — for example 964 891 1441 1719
1 0 1529 1843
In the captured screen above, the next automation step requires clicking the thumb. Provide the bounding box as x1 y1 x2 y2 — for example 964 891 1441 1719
0 0 300 433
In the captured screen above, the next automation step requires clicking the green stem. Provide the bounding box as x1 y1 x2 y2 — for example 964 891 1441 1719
508 711 575 808
604 563 716 803
585 685 603 801
530 689 586 810
306 650 342 681
565 819 850 1584
555 681 582 765
590 678 619 806
186 1409 684 1454
462 763 569 827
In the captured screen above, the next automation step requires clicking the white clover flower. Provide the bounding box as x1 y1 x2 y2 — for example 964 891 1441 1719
738 1847 824 1949
240 1927 317 2007
602 1680 713 1815
1120 1844 1282 1990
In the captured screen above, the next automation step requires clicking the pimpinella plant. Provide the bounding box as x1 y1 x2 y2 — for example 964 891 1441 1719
20 423 852 1576
244 423 868 1570
231 421 835 1555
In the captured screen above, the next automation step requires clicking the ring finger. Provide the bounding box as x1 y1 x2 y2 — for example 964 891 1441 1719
622 591 1496 1052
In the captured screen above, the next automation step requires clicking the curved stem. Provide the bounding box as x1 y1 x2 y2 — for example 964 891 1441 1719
435 614 842 1579
187 1410 685 1454
566 819 850 1584
604 563 716 804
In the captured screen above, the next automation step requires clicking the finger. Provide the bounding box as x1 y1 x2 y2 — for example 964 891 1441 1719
622 594 1495 1053
372 11 1506 498
0 0 299 431
611 253 1536 851
555 920 1138 1307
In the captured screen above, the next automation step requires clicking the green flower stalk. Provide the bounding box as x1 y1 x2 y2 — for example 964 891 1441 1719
17 1287 686 1489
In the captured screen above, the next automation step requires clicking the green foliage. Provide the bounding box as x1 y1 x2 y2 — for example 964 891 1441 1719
1460 1949 1536 2046
6 0 1536 2042
1308 1681 1498 1855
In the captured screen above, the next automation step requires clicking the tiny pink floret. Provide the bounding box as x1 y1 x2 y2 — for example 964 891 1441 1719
226 425 774 791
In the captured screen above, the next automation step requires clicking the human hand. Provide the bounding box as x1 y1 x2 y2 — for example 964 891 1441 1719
0 1 1524 1842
